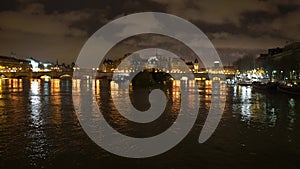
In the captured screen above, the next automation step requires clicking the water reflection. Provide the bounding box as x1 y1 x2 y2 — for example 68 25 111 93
0 78 299 168
0 79 298 131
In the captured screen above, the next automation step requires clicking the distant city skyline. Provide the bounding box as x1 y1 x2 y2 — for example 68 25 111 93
1 0 300 64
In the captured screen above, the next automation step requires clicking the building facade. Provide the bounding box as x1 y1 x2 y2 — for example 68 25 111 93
0 55 31 72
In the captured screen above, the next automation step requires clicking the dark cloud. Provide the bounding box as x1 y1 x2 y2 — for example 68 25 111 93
277 3 300 15
68 9 108 36
41 0 111 13
240 10 275 26
39 0 166 16
0 0 18 11
194 21 240 35
39 0 166 36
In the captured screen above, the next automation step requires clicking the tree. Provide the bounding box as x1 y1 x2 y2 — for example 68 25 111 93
233 55 256 72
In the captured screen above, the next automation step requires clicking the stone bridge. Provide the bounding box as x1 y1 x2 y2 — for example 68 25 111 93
1 70 234 80
95 72 234 80
0 71 73 78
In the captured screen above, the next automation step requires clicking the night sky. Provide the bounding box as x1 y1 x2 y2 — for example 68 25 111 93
0 0 299 65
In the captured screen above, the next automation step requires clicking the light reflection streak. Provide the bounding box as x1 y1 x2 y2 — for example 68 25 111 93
250 92 278 127
51 79 60 93
51 82 62 126
27 80 48 163
240 86 252 124
72 79 81 94
287 98 296 130
0 80 3 99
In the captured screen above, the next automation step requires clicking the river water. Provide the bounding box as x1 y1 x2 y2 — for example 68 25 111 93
0 78 299 169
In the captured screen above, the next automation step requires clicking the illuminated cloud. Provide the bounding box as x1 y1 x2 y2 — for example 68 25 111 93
0 0 299 64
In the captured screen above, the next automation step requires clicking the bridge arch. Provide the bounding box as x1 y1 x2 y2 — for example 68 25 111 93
60 74 72 79
38 74 52 78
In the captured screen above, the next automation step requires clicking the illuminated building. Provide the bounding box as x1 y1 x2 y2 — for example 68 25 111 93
0 55 31 72
26 58 53 72
193 59 199 72
257 42 300 80
26 58 40 72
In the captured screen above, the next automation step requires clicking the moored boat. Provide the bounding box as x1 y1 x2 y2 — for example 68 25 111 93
113 73 130 83
238 79 252 86
252 81 278 91
277 82 300 95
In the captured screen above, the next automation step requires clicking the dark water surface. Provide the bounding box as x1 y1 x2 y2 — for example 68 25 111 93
0 78 299 169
